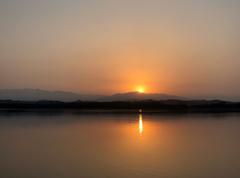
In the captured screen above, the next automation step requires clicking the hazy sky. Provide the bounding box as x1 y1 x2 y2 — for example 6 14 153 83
1 0 240 99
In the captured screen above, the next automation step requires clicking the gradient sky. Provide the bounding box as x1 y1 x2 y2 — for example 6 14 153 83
1 0 240 99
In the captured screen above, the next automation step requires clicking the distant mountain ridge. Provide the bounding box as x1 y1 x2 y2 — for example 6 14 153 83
0 89 103 102
0 89 186 102
98 92 186 101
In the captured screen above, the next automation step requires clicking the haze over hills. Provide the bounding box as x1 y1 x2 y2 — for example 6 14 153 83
0 89 186 102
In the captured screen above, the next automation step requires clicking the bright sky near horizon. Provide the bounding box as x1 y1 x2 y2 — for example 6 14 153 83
1 0 240 100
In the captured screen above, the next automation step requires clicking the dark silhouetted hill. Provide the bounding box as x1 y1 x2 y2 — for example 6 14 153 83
1 99 240 113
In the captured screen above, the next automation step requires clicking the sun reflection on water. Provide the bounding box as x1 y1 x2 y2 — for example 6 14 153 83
139 114 143 135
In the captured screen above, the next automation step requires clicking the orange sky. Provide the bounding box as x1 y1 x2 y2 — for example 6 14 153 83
1 0 240 100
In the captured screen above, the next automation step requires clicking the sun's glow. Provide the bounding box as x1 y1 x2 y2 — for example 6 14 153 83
137 86 145 93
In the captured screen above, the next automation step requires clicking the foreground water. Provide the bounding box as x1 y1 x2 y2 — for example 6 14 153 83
0 112 239 178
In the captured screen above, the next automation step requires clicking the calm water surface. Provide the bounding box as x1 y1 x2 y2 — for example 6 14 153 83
0 112 239 178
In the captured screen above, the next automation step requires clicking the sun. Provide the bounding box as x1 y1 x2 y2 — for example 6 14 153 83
136 86 145 93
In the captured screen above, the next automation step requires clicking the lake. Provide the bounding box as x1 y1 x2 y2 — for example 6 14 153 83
0 112 239 178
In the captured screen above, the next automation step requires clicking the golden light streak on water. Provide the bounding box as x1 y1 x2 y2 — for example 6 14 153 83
139 114 143 135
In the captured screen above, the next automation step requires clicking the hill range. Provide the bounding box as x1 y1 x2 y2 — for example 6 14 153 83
0 89 186 102
1 89 240 113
